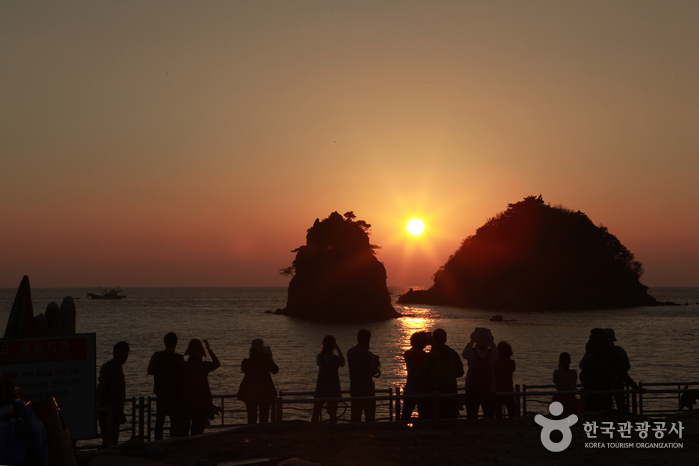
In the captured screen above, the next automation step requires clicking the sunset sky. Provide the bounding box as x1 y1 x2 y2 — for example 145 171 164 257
1 1 698 288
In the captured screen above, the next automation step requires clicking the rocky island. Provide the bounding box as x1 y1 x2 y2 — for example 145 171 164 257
277 211 400 322
398 196 662 311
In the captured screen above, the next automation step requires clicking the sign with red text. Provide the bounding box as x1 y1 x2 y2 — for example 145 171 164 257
0 333 96 439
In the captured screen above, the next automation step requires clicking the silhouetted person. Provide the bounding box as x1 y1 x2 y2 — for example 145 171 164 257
401 331 430 420
463 327 498 420
237 339 279 424
579 328 615 412
427 328 464 419
181 339 220 436
605 328 643 411
347 329 380 422
97 341 129 445
553 352 580 416
312 335 345 423
494 341 516 418
147 332 184 440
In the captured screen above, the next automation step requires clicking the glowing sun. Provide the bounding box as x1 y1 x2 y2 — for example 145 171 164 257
407 218 425 236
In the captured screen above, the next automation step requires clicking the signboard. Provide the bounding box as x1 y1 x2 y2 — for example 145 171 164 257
0 333 97 439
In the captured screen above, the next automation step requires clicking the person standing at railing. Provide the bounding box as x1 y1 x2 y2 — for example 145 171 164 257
605 328 644 411
181 339 220 436
462 327 498 420
347 329 380 422
147 332 184 440
552 352 580 416
401 331 430 420
237 338 279 424
97 341 130 445
427 328 464 419
312 335 345 423
579 328 614 412
494 341 517 418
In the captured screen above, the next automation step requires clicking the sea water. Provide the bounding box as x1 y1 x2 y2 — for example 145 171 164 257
1 286 698 403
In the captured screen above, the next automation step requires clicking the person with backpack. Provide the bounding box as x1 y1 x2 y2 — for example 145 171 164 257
426 328 464 419
462 327 499 420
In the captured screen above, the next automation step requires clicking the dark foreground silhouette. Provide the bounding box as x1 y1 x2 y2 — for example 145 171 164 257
277 211 400 322
398 196 670 311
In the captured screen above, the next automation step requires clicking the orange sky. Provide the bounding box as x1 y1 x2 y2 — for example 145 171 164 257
1 1 698 288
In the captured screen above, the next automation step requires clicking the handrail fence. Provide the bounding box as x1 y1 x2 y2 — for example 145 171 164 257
82 381 699 448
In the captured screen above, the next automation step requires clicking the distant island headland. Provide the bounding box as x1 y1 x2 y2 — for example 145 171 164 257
276 211 399 322
398 196 671 311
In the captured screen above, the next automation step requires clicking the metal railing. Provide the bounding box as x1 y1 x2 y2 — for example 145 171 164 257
85 381 699 447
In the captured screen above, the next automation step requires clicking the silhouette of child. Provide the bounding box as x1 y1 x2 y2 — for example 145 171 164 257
312 335 345 423
553 352 580 416
493 341 517 418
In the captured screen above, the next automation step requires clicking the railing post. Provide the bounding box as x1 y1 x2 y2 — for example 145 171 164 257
221 397 225 425
514 384 521 417
147 396 152 442
522 384 527 415
432 391 440 421
395 387 401 422
138 396 145 443
639 382 644 415
631 388 637 415
131 397 137 441
389 387 393 422
276 396 284 422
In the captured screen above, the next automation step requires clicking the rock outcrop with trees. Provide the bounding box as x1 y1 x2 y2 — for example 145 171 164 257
278 211 399 322
398 196 660 310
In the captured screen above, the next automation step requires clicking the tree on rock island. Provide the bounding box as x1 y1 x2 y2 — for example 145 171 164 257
398 196 659 311
278 211 400 322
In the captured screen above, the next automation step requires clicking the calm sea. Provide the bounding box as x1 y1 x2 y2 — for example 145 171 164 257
1 286 698 403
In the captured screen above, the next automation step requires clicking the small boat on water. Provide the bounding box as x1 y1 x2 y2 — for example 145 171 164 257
87 287 126 300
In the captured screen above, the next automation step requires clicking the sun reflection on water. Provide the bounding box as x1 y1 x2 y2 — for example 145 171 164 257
393 306 437 380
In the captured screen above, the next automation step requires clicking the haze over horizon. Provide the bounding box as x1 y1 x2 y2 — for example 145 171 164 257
2 1 698 289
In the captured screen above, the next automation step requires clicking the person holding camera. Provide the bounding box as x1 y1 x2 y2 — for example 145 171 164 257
237 338 279 424
347 329 380 422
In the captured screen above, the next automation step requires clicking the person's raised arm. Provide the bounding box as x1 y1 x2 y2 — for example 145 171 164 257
203 340 221 370
335 344 345 367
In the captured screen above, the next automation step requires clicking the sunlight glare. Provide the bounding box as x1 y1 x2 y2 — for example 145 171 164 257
407 218 425 236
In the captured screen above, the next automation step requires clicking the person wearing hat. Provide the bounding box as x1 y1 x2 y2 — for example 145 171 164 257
180 339 220 436
97 341 130 445
462 327 499 420
237 338 279 424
